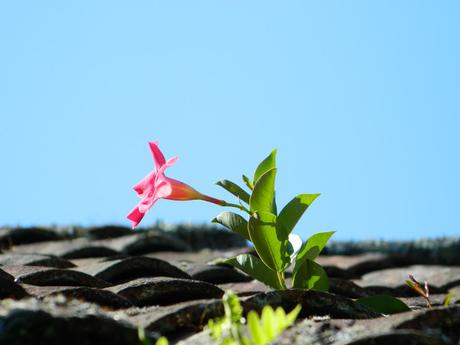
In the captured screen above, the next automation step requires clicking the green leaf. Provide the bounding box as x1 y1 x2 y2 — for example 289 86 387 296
250 168 277 214
294 231 335 272
137 327 150 345
242 174 254 190
253 150 276 185
272 191 278 215
248 211 290 272
222 254 281 289
273 307 285 333
207 318 223 341
223 290 243 323
212 212 250 241
247 310 264 345
443 290 455 307
273 305 301 331
261 305 292 344
356 295 411 314
261 306 276 340
216 179 250 204
277 194 320 239
284 304 302 327
292 259 329 291
155 337 169 345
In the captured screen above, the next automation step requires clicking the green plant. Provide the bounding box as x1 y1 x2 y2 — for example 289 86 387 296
207 290 301 345
443 290 455 307
356 295 411 314
213 150 334 290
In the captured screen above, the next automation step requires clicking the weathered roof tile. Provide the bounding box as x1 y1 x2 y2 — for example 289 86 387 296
1 226 460 344
107 277 224 307
2 266 110 288
75 256 190 284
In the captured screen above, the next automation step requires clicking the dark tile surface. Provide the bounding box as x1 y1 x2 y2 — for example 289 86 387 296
74 256 191 284
243 289 380 319
2 265 110 288
0 225 459 344
23 284 133 308
121 299 225 339
0 272 29 299
354 265 460 290
107 277 224 306
0 253 75 268
0 227 64 248
188 264 253 284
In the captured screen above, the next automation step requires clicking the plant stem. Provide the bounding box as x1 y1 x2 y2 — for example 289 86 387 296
221 201 251 214
277 271 287 290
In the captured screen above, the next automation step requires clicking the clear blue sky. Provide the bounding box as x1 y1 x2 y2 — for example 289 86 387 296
1 2 459 240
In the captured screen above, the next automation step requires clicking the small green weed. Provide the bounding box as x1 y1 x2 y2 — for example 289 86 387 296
207 290 301 345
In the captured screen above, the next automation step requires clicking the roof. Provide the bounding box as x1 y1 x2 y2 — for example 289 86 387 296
0 225 459 344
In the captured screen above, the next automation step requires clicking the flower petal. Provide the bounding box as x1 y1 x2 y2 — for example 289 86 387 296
153 180 173 199
158 156 178 174
149 141 166 169
127 206 145 229
133 171 156 197
128 142 195 229
138 194 160 213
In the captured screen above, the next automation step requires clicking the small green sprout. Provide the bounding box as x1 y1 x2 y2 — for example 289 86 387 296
207 290 301 345
443 290 455 307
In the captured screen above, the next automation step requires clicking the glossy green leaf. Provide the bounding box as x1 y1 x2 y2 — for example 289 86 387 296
294 231 335 272
247 310 264 345
216 179 250 204
356 295 411 314
212 212 250 241
253 150 276 185
242 174 254 190
277 194 320 239
250 168 277 214
272 191 278 215
248 211 290 272
292 259 329 291
222 254 281 289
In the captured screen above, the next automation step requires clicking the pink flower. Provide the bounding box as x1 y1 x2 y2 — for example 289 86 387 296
127 141 224 228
